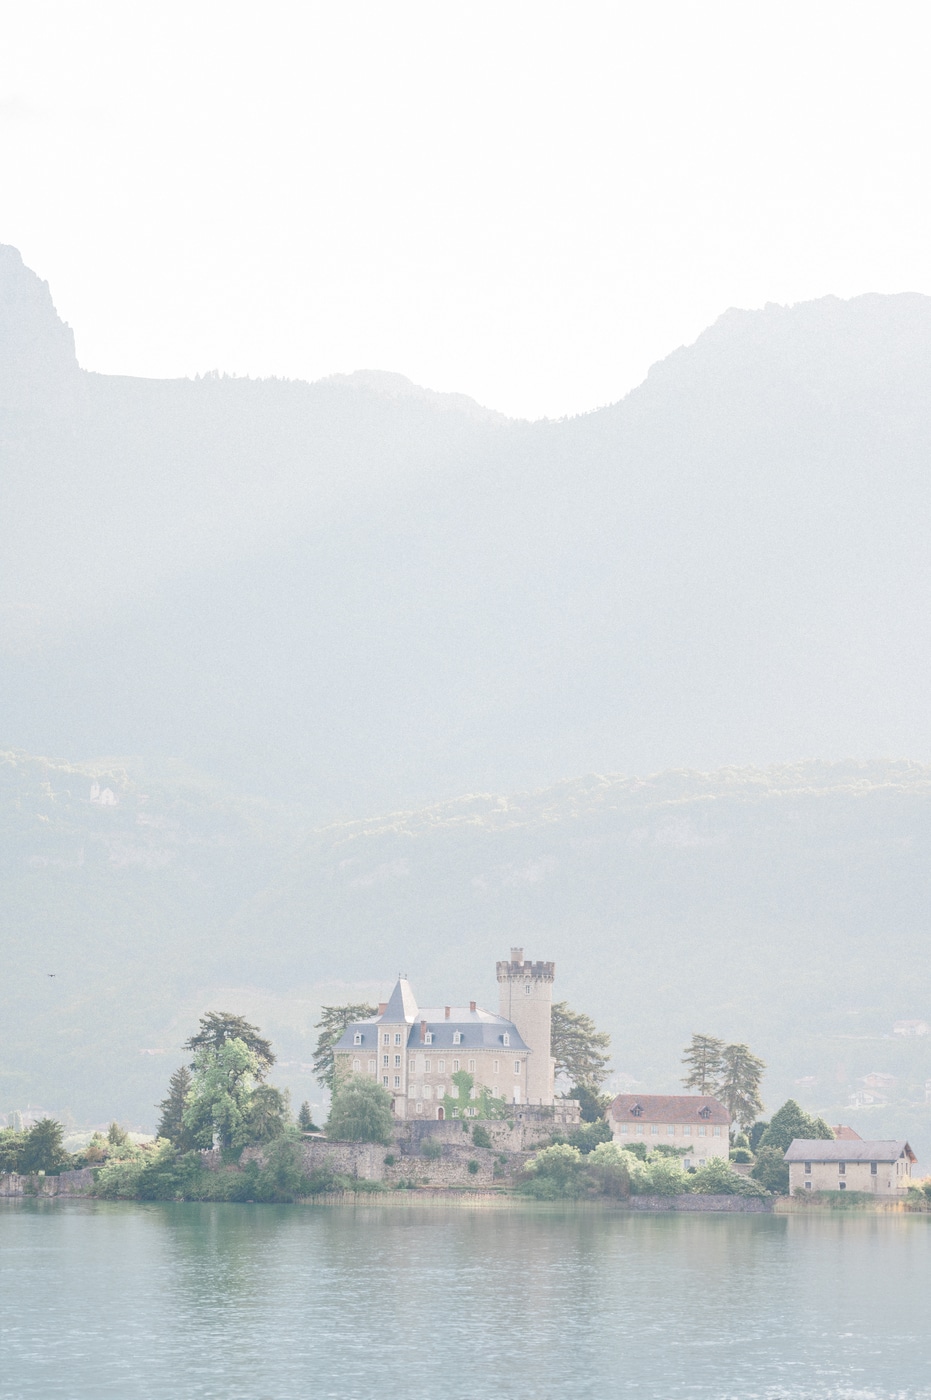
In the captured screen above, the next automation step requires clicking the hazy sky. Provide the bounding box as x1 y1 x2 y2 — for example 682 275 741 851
2 1 930 419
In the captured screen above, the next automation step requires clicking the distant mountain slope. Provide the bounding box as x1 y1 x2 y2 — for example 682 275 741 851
3 750 930 1161
4 246 931 808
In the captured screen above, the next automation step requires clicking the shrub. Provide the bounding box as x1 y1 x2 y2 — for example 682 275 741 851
422 1138 443 1160
630 1154 688 1196
521 1143 586 1199
689 1157 768 1197
730 1147 754 1163
584 1141 633 1197
467 1160 479 1175
558 1119 613 1154
384 1153 396 1166
326 1076 394 1145
472 1125 493 1149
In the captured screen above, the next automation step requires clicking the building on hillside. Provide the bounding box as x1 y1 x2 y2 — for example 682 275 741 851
607 1094 730 1169
893 1019 929 1037
333 948 557 1119
784 1139 916 1196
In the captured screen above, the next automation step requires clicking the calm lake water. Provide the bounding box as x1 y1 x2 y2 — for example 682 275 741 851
2 1200 930 1400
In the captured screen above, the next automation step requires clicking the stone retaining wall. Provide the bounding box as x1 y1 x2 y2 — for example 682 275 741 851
623 1193 773 1212
0 1168 96 1198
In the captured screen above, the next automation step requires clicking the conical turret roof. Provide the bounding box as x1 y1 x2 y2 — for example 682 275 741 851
381 977 419 1023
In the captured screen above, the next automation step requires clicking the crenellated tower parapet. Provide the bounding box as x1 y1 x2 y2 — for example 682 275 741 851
496 947 556 1105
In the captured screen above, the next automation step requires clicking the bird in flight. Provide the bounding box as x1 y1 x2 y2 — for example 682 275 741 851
47 973 56 978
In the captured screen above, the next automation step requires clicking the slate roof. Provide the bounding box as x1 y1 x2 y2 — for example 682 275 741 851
609 1093 730 1125
784 1139 916 1163
333 979 529 1053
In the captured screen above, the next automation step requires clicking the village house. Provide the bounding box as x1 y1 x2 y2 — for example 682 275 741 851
607 1093 730 1168
784 1139 916 1196
333 948 557 1119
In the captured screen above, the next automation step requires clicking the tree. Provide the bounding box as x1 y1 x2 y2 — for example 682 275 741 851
715 1043 766 1130
184 1012 275 1079
757 1100 833 1153
155 1065 194 1147
572 1083 611 1123
243 1085 289 1144
312 1003 377 1092
0 1129 25 1173
182 1037 261 1151
297 1101 319 1133
325 1075 394 1144
681 1034 725 1093
751 1145 790 1195
107 1122 129 1147
19 1119 70 1175
551 1002 611 1090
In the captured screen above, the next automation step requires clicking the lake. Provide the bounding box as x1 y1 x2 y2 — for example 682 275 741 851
2 1199 930 1399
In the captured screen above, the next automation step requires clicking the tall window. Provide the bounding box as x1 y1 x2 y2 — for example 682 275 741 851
394 1033 402 1046
382 1033 390 1045
394 1076 400 1089
382 1055 389 1067
493 1060 499 1074
382 1076 389 1087
368 1059 376 1074
453 1059 460 1072
524 983 532 994
438 1059 446 1073
651 1125 659 1135
352 1058 360 1072
424 1059 431 1072
394 1055 401 1067
468 1059 475 1072
667 1125 675 1135
502 1033 510 1047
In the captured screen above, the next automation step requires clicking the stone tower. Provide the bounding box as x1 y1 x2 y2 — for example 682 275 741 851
496 948 555 1105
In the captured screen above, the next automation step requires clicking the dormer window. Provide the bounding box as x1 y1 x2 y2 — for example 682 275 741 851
424 1032 433 1044
453 1031 462 1044
353 1033 362 1045
630 1104 643 1117
502 1033 510 1047
698 1106 711 1119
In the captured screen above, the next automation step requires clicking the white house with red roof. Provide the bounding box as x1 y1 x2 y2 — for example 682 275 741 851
608 1093 731 1168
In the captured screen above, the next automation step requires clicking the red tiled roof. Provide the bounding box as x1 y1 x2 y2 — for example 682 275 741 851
832 1124 862 1140
608 1093 730 1125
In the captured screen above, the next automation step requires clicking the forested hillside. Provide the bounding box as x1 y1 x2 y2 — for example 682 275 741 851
3 750 930 1159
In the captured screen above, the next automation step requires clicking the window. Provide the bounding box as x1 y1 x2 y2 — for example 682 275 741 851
667 1125 675 1136
839 1181 847 1191
423 1085 432 1099
382 1055 389 1067
699 1106 711 1119
394 1033 402 1045
424 1032 433 1044
683 1126 691 1137
524 983 532 995
513 1087 521 1104
452 1059 460 1072
438 1059 445 1073
424 1059 431 1072
502 1033 510 1047
468 1107 476 1117
635 1125 643 1136
804 1162 812 1175
394 1076 400 1089
493 1060 499 1074
493 1087 499 1098
416 1103 423 1114
630 1104 643 1117
353 1033 362 1045
352 1058 360 1072
804 1181 812 1190
838 1162 846 1175
713 1126 721 1137
871 1162 878 1175
619 1124 628 1135
651 1125 659 1135
368 1059 376 1073
409 1059 416 1073
394 1055 401 1068
698 1125 706 1137
382 1076 389 1087
514 1061 521 1075
468 1059 475 1072
382 1033 390 1045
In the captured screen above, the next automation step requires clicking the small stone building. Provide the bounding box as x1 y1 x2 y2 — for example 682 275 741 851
784 1139 917 1195
607 1094 730 1168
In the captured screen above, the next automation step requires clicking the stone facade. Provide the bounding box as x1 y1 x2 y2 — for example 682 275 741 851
785 1139 916 1196
0 1167 96 1197
335 949 557 1120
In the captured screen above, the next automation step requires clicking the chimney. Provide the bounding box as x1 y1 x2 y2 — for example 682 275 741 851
420 1019 427 1042
444 1006 451 1019
510 947 524 965
377 1002 387 1016
469 1000 476 1013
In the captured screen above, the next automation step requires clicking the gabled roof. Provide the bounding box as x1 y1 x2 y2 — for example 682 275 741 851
784 1139 916 1163
609 1093 730 1125
381 977 419 1024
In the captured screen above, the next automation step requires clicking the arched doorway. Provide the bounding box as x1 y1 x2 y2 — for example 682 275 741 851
436 1107 445 1120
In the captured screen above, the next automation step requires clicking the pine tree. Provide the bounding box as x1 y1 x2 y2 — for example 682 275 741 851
155 1065 193 1147
716 1043 766 1129
757 1100 834 1153
183 1012 275 1079
681 1033 725 1093
297 1101 318 1133
550 1002 611 1090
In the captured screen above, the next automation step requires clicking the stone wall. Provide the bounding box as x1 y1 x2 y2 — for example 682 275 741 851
0 1168 96 1197
623 1193 773 1213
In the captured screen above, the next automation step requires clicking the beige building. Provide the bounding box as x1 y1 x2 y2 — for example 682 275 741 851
334 948 556 1119
608 1093 730 1168
785 1139 916 1196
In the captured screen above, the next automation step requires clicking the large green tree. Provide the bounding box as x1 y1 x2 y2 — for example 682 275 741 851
155 1065 194 1147
716 1043 766 1130
182 1037 262 1151
184 1012 275 1078
550 1002 611 1090
681 1034 725 1093
751 1145 790 1195
757 1100 833 1153
312 1003 377 1092
19 1119 70 1175
325 1075 394 1144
